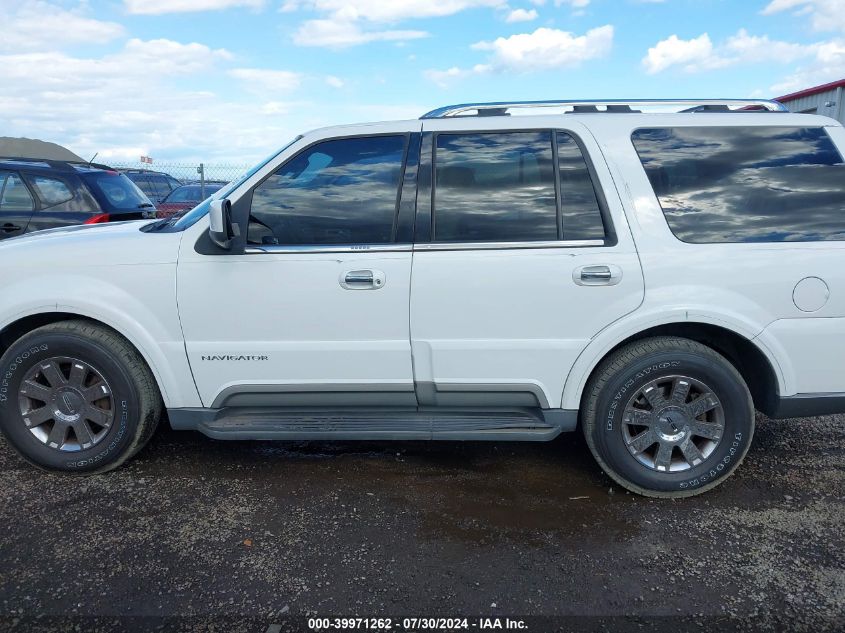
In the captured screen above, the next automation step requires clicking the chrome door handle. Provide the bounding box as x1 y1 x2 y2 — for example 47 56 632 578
574 265 622 286
340 269 386 290
581 266 612 281
345 271 374 285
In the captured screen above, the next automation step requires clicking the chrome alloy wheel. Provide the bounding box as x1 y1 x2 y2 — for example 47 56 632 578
18 357 114 452
621 375 725 473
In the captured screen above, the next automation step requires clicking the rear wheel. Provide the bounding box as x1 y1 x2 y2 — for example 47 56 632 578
0 320 161 473
582 337 754 498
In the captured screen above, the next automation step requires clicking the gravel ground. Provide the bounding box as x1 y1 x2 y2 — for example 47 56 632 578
0 413 843 633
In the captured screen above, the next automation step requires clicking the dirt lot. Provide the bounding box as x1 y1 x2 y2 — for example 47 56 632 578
0 412 843 633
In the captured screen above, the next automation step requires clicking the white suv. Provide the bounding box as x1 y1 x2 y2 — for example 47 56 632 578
2 99 843 497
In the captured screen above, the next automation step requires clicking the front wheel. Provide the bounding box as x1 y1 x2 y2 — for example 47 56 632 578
582 337 754 498
0 320 162 473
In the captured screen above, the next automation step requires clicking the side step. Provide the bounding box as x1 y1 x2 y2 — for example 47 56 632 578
168 407 577 442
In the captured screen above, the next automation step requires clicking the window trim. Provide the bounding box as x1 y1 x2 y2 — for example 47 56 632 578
241 131 413 253
22 172 74 210
421 127 616 250
630 125 845 245
0 170 36 213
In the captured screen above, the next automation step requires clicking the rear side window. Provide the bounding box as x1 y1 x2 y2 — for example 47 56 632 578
148 174 174 199
557 132 606 241
249 135 407 245
28 176 73 208
0 172 35 211
632 126 845 243
433 132 557 242
127 173 155 198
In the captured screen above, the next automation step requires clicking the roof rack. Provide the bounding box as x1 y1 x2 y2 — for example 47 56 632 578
0 156 115 171
420 99 788 119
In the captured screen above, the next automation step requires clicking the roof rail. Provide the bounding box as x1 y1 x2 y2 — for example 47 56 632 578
0 156 118 172
420 99 788 119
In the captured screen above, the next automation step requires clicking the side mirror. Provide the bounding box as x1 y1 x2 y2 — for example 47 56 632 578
208 198 240 250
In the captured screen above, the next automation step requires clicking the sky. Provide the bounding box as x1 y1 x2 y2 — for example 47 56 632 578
1 0 844 164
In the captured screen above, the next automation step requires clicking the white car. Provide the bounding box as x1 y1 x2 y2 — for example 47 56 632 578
1 99 843 497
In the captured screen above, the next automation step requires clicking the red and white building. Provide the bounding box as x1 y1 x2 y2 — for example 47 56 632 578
776 79 845 124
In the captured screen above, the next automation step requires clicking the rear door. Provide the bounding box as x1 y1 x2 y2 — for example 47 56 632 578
0 171 35 239
411 118 644 410
23 172 101 232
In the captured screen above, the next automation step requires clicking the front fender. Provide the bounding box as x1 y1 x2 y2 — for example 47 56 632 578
0 268 201 409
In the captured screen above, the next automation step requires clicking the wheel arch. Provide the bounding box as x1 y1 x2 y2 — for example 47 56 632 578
566 321 784 417
0 311 177 407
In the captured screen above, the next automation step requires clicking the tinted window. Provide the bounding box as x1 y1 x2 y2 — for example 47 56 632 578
0 172 35 211
29 176 73 207
165 184 223 203
632 126 845 243
164 186 200 203
433 132 557 242
82 172 151 210
127 174 155 197
249 135 406 245
557 132 605 241
148 175 173 199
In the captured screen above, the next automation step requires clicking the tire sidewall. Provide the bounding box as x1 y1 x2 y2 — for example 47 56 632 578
592 349 754 494
0 331 140 472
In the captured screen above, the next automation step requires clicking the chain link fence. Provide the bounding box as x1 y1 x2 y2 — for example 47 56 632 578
111 162 252 185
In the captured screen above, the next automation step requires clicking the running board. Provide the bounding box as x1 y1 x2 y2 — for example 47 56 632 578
167 407 577 441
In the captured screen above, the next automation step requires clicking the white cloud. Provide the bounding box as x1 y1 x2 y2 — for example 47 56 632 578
284 0 504 22
642 33 718 74
325 75 345 88
471 25 613 71
228 68 302 93
124 0 265 14
505 8 538 22
643 29 818 74
771 38 845 93
425 25 612 86
286 0 505 47
293 19 428 47
0 1 125 52
762 0 845 33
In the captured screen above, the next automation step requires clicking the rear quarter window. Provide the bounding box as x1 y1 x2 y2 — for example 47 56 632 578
28 175 74 208
631 126 845 243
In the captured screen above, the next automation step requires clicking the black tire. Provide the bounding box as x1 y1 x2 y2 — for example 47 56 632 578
582 336 754 498
0 320 162 473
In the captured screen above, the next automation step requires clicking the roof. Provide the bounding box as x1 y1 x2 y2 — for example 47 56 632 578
776 79 845 103
0 137 84 162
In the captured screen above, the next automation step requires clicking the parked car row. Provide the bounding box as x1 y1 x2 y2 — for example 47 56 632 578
0 158 223 239
0 158 156 239
155 181 227 218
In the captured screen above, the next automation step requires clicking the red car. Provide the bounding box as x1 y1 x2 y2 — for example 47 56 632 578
155 182 226 218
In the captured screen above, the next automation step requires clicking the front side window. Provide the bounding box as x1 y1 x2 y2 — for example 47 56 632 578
632 126 845 243
28 175 73 208
249 135 406 245
0 171 35 211
433 132 557 242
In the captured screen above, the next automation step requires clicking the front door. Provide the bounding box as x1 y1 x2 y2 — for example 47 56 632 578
178 130 419 408
0 171 35 239
411 120 645 410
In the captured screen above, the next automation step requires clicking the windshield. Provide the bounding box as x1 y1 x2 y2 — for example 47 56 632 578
82 172 153 211
172 136 303 230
